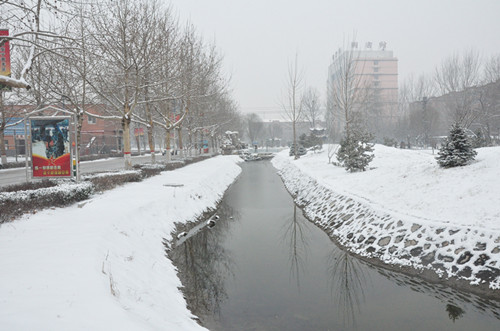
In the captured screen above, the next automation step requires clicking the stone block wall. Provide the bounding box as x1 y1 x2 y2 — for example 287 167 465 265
276 160 500 296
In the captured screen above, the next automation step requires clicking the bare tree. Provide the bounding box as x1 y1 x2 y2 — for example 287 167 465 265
328 43 375 171
302 87 322 129
0 0 77 90
33 2 98 171
400 73 437 145
434 50 482 127
281 54 304 159
245 113 263 146
85 0 161 169
327 44 369 136
475 79 500 145
483 54 500 84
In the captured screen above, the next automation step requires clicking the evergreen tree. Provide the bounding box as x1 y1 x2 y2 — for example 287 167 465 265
436 123 477 168
336 127 374 172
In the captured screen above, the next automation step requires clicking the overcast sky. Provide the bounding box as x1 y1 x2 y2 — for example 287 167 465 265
169 0 500 114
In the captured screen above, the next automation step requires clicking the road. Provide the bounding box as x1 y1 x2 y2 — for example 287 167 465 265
0 154 172 188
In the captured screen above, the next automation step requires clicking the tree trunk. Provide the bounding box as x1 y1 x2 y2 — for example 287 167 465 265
178 126 184 158
165 128 171 162
136 134 141 155
188 130 193 156
0 129 7 165
148 127 155 163
293 121 298 159
122 115 132 169
145 93 155 163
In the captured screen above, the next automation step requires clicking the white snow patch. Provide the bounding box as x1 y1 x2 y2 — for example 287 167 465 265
0 155 242 330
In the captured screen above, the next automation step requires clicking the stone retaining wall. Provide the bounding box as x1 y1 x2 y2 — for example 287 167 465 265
275 160 500 298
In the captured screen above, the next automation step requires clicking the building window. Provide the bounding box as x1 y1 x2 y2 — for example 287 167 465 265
373 60 379 65
374 67 379 72
87 114 96 124
374 74 379 80
374 81 380 87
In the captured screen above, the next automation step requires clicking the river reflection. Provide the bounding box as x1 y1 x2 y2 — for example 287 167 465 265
281 205 310 289
326 248 370 328
167 201 238 319
282 204 370 327
168 161 500 330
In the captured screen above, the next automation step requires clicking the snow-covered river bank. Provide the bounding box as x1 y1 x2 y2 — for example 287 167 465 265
272 145 500 297
0 156 242 330
1 144 499 330
169 160 500 330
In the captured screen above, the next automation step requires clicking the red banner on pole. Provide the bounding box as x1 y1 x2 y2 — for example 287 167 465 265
0 29 11 90
0 29 11 75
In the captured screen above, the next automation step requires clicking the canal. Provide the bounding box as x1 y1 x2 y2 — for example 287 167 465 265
169 160 500 330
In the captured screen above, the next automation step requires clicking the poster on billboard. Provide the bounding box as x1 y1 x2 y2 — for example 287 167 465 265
30 117 72 177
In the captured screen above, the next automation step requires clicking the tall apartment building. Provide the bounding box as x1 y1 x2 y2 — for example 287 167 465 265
327 43 398 136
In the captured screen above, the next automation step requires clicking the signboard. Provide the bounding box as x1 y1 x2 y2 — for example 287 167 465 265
0 29 11 91
30 117 72 177
134 127 144 136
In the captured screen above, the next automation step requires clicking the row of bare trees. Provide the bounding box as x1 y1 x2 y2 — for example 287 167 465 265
0 0 241 167
324 43 500 148
400 51 500 146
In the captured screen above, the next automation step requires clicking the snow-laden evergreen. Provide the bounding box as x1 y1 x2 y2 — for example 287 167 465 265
336 128 374 172
436 123 477 168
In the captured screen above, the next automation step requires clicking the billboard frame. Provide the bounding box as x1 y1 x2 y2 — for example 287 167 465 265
25 110 79 182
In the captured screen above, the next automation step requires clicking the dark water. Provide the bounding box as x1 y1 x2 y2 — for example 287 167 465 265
169 161 500 330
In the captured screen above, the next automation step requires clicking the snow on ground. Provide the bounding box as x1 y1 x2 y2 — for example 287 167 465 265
272 145 500 291
275 145 500 230
0 156 242 331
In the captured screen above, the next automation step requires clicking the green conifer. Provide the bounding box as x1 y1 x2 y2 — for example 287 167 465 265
436 123 477 168
337 127 374 172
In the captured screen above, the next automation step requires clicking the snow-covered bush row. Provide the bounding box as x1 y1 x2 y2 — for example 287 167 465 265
0 156 213 223
0 161 25 170
0 182 93 223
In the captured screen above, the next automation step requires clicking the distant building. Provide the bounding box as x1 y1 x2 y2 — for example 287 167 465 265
327 43 399 137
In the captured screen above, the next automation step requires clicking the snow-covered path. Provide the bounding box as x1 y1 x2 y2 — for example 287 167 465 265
0 156 242 331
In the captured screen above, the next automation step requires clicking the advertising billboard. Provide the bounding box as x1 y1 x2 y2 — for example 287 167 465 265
30 117 72 177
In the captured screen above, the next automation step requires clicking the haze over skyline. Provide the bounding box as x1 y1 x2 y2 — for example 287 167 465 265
170 0 500 115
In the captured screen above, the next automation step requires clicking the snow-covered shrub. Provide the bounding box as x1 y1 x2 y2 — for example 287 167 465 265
436 123 477 168
83 170 142 191
336 128 375 172
0 179 58 193
0 182 93 223
0 161 25 170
